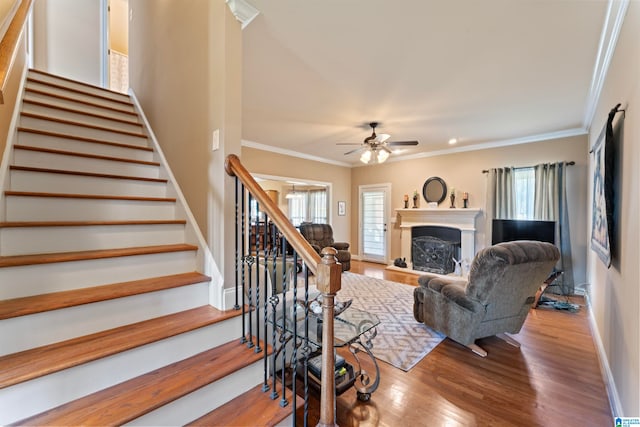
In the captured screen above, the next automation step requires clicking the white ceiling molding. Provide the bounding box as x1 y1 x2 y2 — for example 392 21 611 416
241 140 352 168
582 0 630 130
226 0 260 29
364 128 589 166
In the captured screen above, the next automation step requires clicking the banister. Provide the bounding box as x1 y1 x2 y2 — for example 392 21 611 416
0 0 32 104
225 153 321 274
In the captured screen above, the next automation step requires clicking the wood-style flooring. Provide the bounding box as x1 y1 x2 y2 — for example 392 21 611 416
298 260 612 426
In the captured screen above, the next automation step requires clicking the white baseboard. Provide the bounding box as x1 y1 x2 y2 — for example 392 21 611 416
584 291 623 417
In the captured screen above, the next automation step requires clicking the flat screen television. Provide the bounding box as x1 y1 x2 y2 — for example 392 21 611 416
492 219 556 245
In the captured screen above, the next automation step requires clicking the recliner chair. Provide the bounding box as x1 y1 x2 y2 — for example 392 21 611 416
299 223 351 271
413 240 560 356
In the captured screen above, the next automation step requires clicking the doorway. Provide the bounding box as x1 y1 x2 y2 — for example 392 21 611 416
359 184 391 263
103 0 128 93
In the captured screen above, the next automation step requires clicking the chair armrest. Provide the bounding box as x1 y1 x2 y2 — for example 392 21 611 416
332 242 350 250
310 243 322 254
426 278 479 312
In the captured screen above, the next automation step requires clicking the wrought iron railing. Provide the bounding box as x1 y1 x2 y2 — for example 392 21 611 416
225 154 342 427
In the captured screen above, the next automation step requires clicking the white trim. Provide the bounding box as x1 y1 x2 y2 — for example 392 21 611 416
100 0 109 89
242 139 352 167
582 0 630 130
128 89 225 309
585 291 622 417
225 0 259 29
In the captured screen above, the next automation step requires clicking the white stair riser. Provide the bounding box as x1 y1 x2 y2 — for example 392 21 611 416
27 73 131 103
0 318 242 426
13 149 160 178
0 282 209 356
22 102 143 134
5 196 175 221
0 223 185 256
10 169 167 198
20 115 147 146
23 91 140 122
18 131 154 161
129 362 264 427
0 250 198 299
26 81 135 112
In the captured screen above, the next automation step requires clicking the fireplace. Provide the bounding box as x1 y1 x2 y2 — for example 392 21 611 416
395 208 481 274
411 226 461 274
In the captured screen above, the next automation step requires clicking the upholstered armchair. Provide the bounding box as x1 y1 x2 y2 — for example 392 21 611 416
413 240 560 357
299 223 351 271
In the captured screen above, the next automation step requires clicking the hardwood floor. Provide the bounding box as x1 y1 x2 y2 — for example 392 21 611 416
299 260 612 426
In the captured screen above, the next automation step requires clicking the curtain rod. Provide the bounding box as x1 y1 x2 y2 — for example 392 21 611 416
482 161 575 174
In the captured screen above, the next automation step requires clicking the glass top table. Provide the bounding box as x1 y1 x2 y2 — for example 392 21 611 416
298 306 380 348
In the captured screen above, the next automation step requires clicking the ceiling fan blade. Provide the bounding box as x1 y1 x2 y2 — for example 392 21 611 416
377 133 391 143
387 140 419 146
380 145 392 154
344 146 367 155
336 142 362 145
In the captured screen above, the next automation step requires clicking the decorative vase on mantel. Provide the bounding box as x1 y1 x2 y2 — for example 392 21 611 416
412 194 419 208
450 194 455 208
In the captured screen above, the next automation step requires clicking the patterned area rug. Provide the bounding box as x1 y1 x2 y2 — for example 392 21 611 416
337 272 445 371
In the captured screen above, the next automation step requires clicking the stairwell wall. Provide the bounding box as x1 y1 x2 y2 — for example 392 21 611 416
128 0 242 308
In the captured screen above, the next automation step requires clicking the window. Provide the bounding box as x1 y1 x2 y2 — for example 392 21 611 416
514 167 535 219
287 188 328 226
287 193 307 226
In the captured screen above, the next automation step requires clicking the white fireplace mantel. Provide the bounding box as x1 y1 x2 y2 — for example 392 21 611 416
395 208 482 270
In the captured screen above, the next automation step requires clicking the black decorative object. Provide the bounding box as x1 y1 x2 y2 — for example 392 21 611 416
422 177 447 205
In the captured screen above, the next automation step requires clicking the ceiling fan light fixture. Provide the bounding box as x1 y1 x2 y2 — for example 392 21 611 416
377 149 390 163
360 149 372 164
448 138 458 145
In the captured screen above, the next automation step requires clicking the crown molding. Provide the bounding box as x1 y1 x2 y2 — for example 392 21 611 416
226 0 259 29
582 0 630 130
241 140 353 168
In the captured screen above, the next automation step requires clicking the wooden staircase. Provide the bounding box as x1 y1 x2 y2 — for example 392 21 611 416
0 69 298 425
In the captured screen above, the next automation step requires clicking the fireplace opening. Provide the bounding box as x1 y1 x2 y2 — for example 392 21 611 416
411 226 461 274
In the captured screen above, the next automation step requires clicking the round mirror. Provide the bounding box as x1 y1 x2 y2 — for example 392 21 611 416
422 177 447 204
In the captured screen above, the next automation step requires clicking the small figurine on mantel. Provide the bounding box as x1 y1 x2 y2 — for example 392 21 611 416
404 194 409 209
463 192 469 208
413 190 419 208
450 187 456 208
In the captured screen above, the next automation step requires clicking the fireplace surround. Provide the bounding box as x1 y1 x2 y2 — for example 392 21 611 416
395 208 481 273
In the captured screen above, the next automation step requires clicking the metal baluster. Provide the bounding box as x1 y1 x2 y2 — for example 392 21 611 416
253 214 264 354
290 249 299 424
269 220 280 400
233 178 240 310
246 194 255 349
240 184 247 343
303 263 310 427
261 221 270 392
279 234 289 408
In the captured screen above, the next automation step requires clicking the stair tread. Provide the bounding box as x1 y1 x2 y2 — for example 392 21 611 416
24 87 138 116
5 191 175 202
29 69 132 100
12 339 264 426
187 383 304 427
0 271 208 320
21 111 147 139
17 127 153 151
27 76 132 107
0 219 185 228
0 299 230 389
14 144 160 166
10 165 168 183
0 243 198 268
22 98 142 127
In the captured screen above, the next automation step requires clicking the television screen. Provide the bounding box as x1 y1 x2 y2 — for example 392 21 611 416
492 219 556 245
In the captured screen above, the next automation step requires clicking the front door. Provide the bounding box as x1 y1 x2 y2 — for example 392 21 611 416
359 184 391 263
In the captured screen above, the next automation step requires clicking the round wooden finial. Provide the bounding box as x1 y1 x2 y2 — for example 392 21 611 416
320 247 338 265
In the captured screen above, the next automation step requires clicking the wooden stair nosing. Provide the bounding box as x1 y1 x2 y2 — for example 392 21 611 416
0 219 186 228
9 165 168 184
21 112 147 139
186 383 304 427
4 191 175 202
0 304 242 390
22 98 143 127
13 144 161 166
0 271 210 320
24 87 138 117
17 127 153 152
26 75 133 107
0 243 198 268
29 68 132 100
12 339 267 426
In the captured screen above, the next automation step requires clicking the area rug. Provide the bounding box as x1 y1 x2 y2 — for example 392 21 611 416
336 272 445 371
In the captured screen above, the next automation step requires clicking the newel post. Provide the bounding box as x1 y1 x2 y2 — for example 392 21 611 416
316 247 342 427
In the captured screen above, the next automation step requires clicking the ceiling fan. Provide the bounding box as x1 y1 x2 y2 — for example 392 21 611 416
338 122 418 164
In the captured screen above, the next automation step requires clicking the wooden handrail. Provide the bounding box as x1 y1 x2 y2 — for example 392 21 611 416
0 0 32 104
225 154 321 274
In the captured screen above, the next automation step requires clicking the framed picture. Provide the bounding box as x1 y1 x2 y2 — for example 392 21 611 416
338 201 346 216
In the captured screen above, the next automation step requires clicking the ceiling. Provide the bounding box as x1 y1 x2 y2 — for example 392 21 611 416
240 0 610 166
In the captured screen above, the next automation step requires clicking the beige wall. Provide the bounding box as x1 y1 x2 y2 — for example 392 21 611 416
0 0 20 39
351 134 589 285
0 27 27 158
129 0 242 289
241 147 351 243
587 1 639 416
32 0 103 86
109 0 128 55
